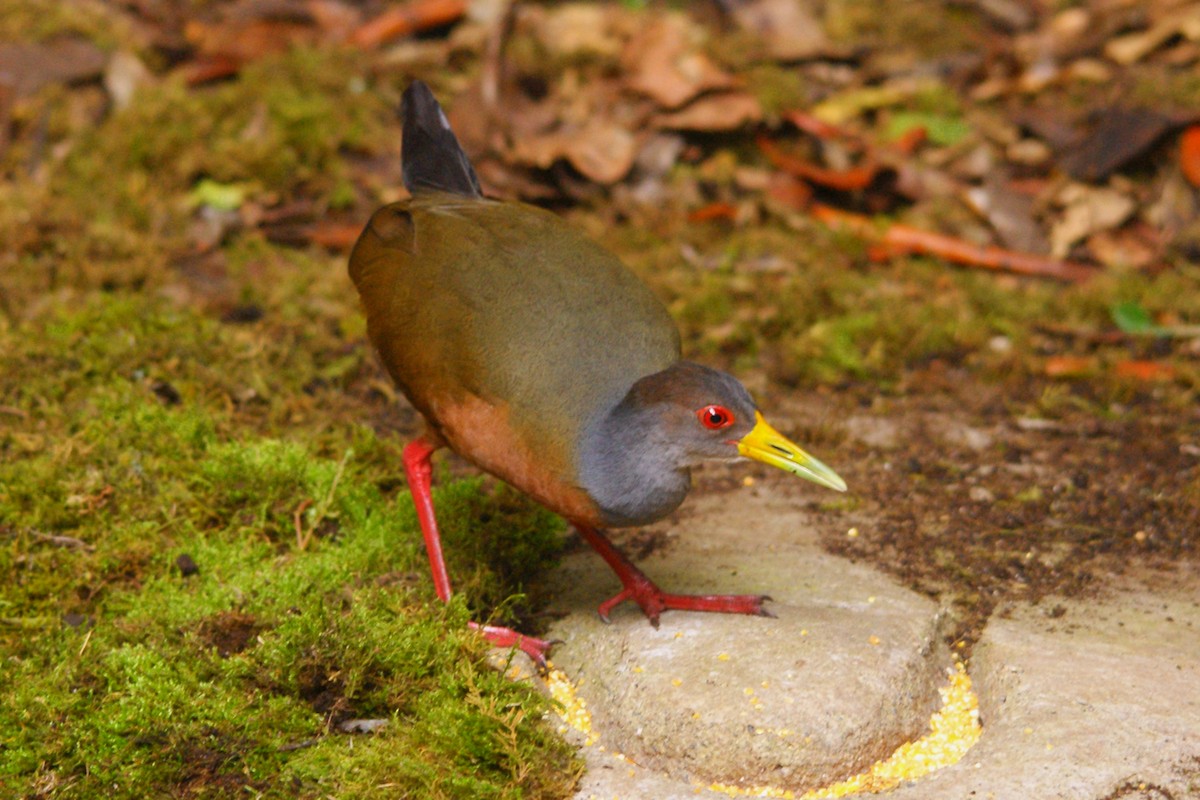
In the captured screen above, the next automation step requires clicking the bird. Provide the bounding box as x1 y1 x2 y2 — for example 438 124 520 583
349 80 846 664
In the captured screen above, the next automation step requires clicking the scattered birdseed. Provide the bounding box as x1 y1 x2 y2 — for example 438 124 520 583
718 652 731 661
549 658 979 798
672 678 683 687
847 528 859 538
545 663 598 747
868 635 881 646
707 662 981 798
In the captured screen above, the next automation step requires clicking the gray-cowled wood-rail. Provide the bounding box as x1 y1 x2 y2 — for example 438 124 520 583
349 81 846 664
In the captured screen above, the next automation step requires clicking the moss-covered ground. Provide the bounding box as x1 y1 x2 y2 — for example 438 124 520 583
1 45 577 799
0 292 577 798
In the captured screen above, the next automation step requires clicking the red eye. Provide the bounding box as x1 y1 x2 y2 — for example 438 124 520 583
697 405 734 430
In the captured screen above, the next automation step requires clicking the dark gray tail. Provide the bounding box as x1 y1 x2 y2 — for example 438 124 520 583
401 80 482 198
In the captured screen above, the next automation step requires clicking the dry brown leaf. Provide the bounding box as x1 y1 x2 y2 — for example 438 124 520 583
510 120 636 185
1105 4 1200 65
502 136 555 171
308 0 362 40
964 174 1049 254
0 40 107 97
1146 168 1200 239
623 14 736 109
564 120 637 184
732 0 829 60
185 18 316 61
655 92 762 132
1058 107 1177 182
186 0 363 60
1086 226 1160 270
1050 184 1136 257
535 3 623 58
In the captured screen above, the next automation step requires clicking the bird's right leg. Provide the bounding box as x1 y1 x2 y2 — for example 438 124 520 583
402 436 553 666
573 523 770 625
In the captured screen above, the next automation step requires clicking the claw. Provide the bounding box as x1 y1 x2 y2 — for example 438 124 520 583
470 621 554 667
576 523 774 627
597 587 632 623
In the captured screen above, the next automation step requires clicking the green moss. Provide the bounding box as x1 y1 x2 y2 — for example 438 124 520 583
824 0 985 57
1130 64 1200 112
3 46 389 294
0 298 578 798
0 0 137 46
745 64 811 118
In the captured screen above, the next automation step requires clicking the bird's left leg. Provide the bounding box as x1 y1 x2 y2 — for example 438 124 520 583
572 523 771 626
403 436 553 665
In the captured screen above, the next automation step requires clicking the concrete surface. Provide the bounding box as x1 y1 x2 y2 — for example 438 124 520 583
531 486 1200 799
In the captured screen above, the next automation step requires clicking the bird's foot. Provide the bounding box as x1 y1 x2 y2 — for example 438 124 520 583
469 621 554 667
596 573 773 627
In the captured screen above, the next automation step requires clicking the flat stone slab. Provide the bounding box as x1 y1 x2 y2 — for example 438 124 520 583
887 572 1200 800
533 485 1200 799
542 487 953 795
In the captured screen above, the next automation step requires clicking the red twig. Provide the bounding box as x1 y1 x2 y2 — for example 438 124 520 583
756 135 878 191
350 0 467 49
811 204 1096 282
306 222 364 251
687 202 738 223
183 55 243 86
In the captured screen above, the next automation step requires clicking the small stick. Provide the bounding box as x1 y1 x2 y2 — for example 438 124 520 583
28 530 96 551
350 0 467 49
810 204 1096 282
757 135 878 191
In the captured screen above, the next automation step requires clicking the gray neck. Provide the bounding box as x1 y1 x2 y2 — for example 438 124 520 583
578 396 691 528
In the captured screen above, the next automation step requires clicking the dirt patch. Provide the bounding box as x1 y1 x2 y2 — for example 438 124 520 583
195 611 263 657
804 371 1199 651
294 660 351 721
174 732 262 798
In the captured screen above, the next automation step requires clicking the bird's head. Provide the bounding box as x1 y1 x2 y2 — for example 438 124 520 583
626 362 847 492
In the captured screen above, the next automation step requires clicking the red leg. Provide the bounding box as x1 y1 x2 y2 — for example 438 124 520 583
573 523 772 626
403 437 453 602
402 437 552 665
